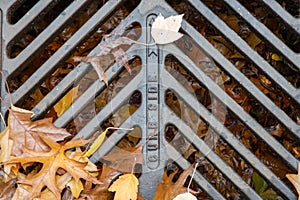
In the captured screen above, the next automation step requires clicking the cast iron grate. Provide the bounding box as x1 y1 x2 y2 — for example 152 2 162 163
0 0 299 199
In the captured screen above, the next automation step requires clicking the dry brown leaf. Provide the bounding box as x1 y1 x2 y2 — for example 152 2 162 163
8 105 70 156
0 127 14 180
108 174 139 200
153 164 195 200
102 145 144 173
286 162 300 200
6 134 101 200
151 13 183 44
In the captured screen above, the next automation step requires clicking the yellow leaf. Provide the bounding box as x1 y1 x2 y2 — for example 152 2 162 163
108 174 139 200
67 178 84 198
286 162 300 200
54 87 78 117
271 53 282 61
84 129 108 157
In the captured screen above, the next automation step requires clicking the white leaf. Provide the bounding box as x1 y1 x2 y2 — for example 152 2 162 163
173 192 197 200
151 13 184 44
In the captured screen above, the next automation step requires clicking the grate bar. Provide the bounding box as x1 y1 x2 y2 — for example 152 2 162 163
185 0 300 103
8 0 123 108
5 0 91 76
2 0 53 42
71 71 143 138
257 0 300 33
164 68 296 199
167 144 226 200
165 44 298 170
164 108 263 200
175 21 300 137
223 0 300 68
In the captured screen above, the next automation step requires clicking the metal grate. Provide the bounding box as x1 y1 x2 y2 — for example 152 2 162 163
1 0 299 199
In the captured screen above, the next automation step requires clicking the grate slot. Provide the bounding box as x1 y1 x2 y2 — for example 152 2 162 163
5 0 87 76
223 0 300 64
7 0 123 109
163 69 296 199
184 0 300 104
177 21 300 137
257 0 300 32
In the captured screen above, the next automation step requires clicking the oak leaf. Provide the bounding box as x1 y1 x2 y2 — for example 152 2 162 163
153 164 195 200
102 145 144 173
6 134 101 200
8 105 70 156
286 162 300 200
151 13 183 44
108 174 139 200
0 127 14 180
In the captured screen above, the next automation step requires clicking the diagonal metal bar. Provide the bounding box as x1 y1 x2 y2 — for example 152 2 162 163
164 107 263 199
163 68 296 199
183 0 300 102
166 144 226 200
223 0 300 67
9 0 123 106
5 0 92 76
67 71 143 136
163 44 299 170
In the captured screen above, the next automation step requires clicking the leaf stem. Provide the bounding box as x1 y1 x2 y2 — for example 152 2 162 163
187 162 199 193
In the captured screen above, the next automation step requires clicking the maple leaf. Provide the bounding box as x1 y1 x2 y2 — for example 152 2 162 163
151 13 184 44
8 105 70 156
6 134 101 200
108 174 139 200
102 145 144 173
153 164 195 200
286 162 300 200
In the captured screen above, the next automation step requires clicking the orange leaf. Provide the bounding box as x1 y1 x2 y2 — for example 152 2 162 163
6 134 101 200
286 162 300 200
153 164 195 200
108 174 139 200
8 105 70 156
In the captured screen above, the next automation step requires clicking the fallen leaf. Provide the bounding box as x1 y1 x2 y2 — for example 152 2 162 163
84 129 108 157
102 145 144 173
108 174 139 200
173 192 197 200
0 127 14 180
271 53 282 61
153 164 195 200
8 105 71 156
6 134 101 200
286 162 300 200
54 86 78 117
151 13 184 44
112 48 133 74
66 178 83 198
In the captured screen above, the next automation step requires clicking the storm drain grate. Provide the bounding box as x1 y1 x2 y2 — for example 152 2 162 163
0 0 300 199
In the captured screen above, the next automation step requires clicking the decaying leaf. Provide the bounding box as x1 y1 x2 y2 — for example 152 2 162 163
6 134 101 200
102 145 144 172
8 105 70 156
54 86 78 117
108 174 139 200
286 162 300 200
151 13 184 44
173 192 197 200
153 164 195 200
73 36 135 85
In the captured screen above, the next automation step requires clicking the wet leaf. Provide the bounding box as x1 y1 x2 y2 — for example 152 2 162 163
286 162 300 199
151 13 184 44
102 145 144 173
6 134 101 200
8 105 71 156
153 164 195 200
54 86 78 117
252 172 268 194
108 174 139 200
